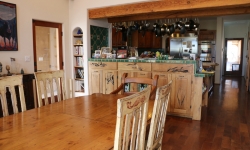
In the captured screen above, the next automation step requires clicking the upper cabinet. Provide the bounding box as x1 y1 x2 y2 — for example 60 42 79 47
152 35 162 48
112 28 126 47
131 30 152 48
198 30 216 41
131 30 162 48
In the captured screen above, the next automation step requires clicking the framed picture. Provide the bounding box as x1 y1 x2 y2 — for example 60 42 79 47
0 1 18 51
94 50 101 58
101 47 111 54
116 49 127 59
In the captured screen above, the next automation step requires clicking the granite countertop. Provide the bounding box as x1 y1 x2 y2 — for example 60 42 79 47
88 58 215 78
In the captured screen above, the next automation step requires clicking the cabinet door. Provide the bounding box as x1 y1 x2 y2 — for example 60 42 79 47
112 28 118 47
152 35 162 48
117 31 126 46
102 70 118 94
89 70 102 94
152 72 171 87
144 31 152 48
170 74 192 116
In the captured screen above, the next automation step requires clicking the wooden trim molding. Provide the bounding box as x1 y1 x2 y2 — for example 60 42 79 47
107 6 250 23
89 0 250 22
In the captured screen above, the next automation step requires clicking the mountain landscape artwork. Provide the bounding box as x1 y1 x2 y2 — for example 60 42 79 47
0 1 17 51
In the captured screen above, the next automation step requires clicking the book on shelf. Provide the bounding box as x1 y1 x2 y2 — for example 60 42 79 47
75 46 83 55
76 57 83 66
77 69 84 79
75 80 84 92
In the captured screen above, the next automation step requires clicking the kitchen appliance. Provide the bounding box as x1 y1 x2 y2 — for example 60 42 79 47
169 36 198 59
198 41 215 62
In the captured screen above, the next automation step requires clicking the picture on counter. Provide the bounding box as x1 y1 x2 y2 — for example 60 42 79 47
101 47 111 54
116 50 127 59
0 1 18 51
94 50 101 58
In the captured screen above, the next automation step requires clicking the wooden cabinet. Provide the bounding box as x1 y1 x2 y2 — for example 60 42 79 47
131 30 152 48
103 70 118 94
152 35 162 48
112 28 126 47
89 70 103 94
198 30 216 41
89 62 117 94
170 74 192 117
88 61 202 120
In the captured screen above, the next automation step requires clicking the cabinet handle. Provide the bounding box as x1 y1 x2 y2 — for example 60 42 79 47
160 75 166 77
179 76 184 78
94 71 99 73
126 63 137 66
140 73 146 75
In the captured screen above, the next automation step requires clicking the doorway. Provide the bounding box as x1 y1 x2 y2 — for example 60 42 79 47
224 38 243 76
32 20 63 72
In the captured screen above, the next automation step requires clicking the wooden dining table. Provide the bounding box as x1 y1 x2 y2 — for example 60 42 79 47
0 93 154 150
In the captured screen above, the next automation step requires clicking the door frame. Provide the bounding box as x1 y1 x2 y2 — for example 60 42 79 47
224 38 244 76
32 20 63 72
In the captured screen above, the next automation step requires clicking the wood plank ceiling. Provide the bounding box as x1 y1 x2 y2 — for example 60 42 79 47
88 0 250 23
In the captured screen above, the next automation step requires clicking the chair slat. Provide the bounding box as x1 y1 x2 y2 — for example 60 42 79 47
0 75 27 117
146 80 172 150
34 70 68 108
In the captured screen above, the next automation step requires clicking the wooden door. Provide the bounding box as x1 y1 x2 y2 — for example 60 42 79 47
89 70 102 94
102 70 118 94
32 20 63 72
170 74 192 116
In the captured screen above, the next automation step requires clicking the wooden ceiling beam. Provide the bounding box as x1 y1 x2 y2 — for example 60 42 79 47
89 0 250 19
107 6 250 23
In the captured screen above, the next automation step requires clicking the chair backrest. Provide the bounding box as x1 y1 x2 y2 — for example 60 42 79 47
34 70 66 107
0 75 26 117
111 73 159 98
146 80 172 150
114 85 151 150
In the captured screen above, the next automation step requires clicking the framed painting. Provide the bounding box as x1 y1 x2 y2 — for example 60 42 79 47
0 1 18 51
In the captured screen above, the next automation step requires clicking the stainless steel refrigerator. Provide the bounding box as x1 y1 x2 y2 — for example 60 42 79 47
170 37 198 59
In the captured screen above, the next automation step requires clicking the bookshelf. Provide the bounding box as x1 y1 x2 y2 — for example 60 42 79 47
73 27 84 93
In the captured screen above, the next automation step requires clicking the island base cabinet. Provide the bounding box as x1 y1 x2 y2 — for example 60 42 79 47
169 74 192 118
102 70 118 94
89 70 103 94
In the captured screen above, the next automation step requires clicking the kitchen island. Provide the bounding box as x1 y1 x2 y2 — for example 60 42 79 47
88 58 209 120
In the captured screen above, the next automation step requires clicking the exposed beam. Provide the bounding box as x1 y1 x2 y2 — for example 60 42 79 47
107 6 250 23
89 0 250 19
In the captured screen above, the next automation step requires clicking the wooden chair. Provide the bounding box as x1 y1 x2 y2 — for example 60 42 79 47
146 80 172 150
34 70 67 107
0 75 26 117
110 73 159 98
114 85 151 150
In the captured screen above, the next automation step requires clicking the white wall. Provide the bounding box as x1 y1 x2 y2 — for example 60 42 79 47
224 22 249 76
0 0 70 75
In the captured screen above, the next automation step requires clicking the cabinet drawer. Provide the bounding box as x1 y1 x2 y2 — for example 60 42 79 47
118 62 151 71
152 63 194 74
89 62 117 70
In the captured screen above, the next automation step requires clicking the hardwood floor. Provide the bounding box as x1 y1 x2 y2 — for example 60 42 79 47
162 77 250 150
